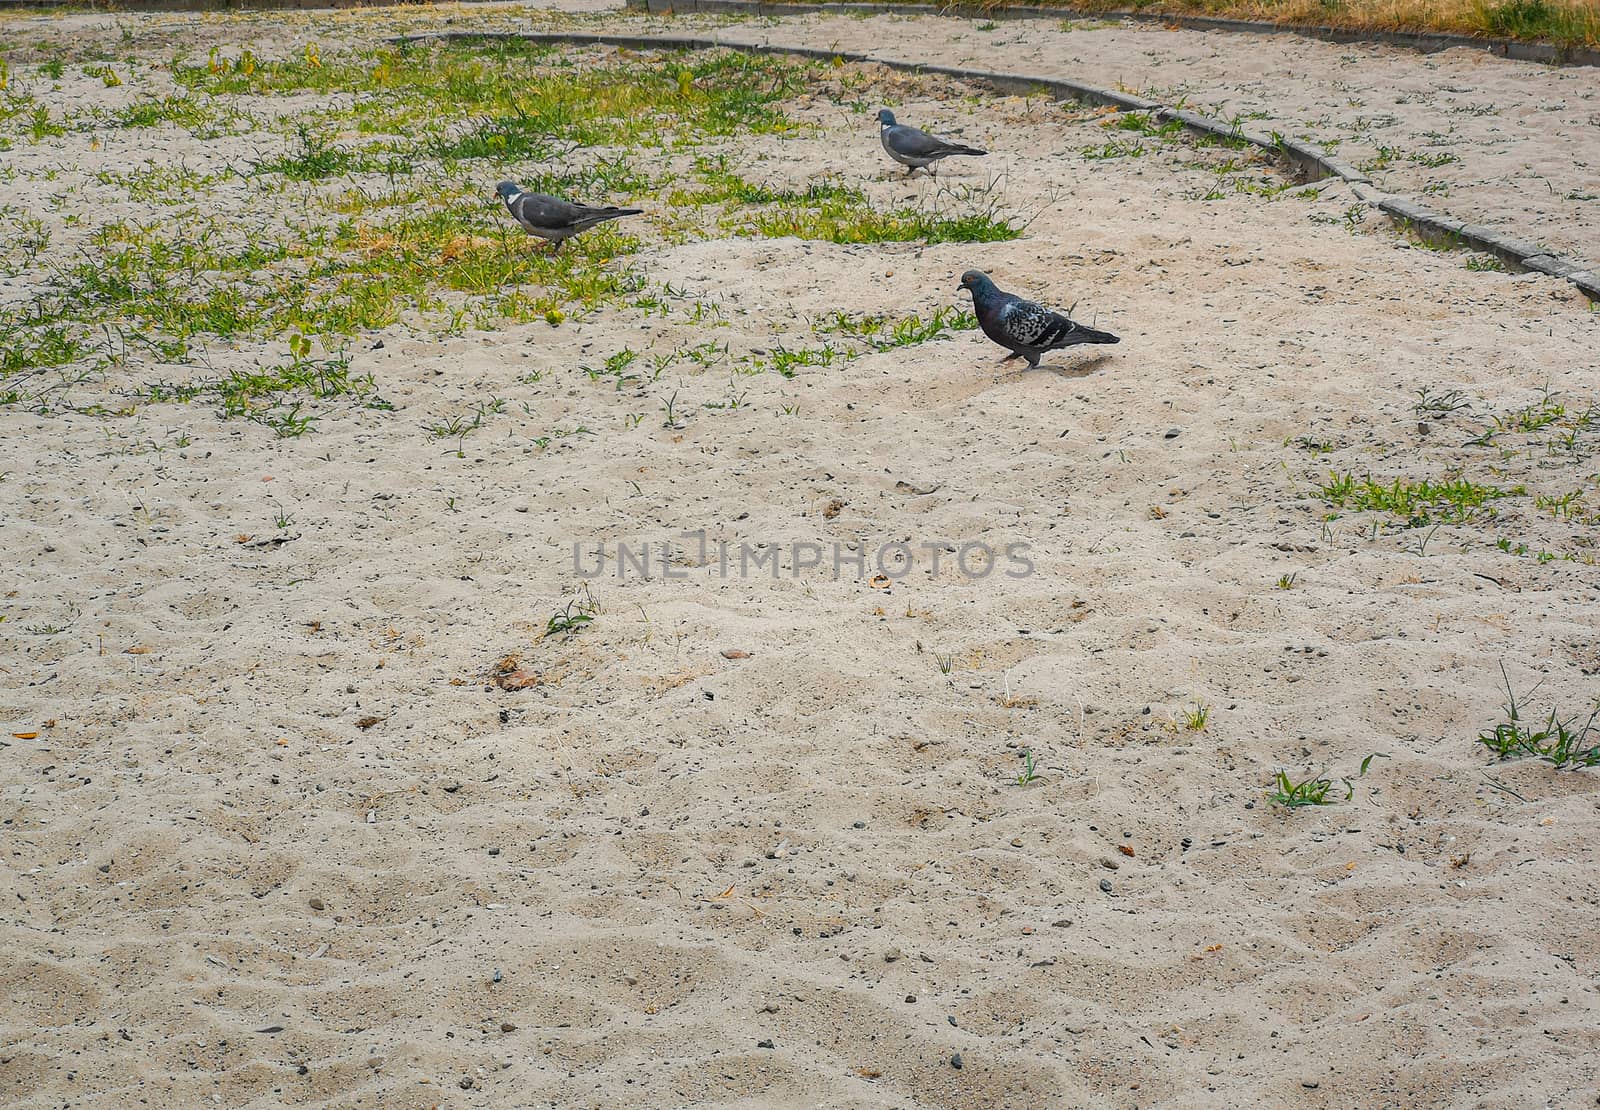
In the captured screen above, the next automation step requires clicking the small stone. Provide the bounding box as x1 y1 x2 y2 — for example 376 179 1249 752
757 1039 775 1049
950 1053 964 1070
488 847 500 856
97 863 111 874
852 820 866 829
1100 857 1120 871
308 897 325 911
500 1022 516 1032
1181 837 1192 850
905 994 916 1003
947 1015 957 1027
459 1076 474 1089
884 947 903 963
1020 926 1034 935
1099 879 1113 894
1163 427 1180 439
1010 838 1023 848
1302 1081 1319 1089
1052 919 1072 928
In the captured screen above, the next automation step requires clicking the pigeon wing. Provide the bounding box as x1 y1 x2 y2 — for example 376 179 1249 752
512 192 604 232
884 123 966 159
997 298 1057 348
1002 299 1117 349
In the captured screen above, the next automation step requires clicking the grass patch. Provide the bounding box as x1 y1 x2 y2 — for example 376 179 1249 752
1478 663 1600 769
1318 470 1524 523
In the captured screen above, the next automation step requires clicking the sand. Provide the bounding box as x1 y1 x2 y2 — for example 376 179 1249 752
2 4 1600 1108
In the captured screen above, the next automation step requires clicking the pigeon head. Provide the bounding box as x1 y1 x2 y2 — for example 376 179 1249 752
494 181 521 201
876 109 896 127
958 270 996 298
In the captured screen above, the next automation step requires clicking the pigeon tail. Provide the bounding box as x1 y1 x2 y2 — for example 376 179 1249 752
1064 322 1119 346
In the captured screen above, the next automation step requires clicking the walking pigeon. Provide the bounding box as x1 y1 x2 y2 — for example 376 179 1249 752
957 270 1119 368
494 181 642 252
877 109 987 177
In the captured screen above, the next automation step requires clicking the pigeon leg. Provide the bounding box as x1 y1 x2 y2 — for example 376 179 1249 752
1025 356 1041 370
998 351 1024 363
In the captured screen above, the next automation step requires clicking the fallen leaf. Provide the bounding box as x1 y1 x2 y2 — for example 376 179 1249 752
713 884 735 899
1117 844 1135 857
355 716 383 730
12 732 38 740
123 645 152 655
720 649 750 659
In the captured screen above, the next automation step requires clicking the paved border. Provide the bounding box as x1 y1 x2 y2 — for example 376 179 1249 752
390 28 1600 301
625 0 1600 69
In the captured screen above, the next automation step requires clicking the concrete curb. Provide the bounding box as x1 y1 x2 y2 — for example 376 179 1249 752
391 28 1599 300
625 0 1600 69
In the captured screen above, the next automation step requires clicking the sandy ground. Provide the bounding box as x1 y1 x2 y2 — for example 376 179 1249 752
3 5 1600 1109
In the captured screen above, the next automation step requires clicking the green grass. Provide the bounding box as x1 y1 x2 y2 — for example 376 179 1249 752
1268 754 1387 808
675 157 1021 245
175 41 812 153
1478 663 1600 769
1318 470 1524 523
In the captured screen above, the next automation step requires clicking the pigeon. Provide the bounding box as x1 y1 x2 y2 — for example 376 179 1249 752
957 270 1119 368
494 181 642 252
876 109 987 178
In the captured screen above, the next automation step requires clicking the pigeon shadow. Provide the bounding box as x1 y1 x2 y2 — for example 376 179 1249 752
991 352 1115 383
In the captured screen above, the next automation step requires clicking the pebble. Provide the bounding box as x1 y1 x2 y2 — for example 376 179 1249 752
459 1076 474 1089
500 1022 516 1032
947 1015 957 1027
884 948 902 963
1181 837 1193 850
488 847 500 856
1100 858 1120 870
950 1053 964 1070
905 994 916 1003
1052 919 1072 928
1164 427 1180 439
852 820 866 829
308 897 325 911
757 1039 775 1049
1099 879 1113 894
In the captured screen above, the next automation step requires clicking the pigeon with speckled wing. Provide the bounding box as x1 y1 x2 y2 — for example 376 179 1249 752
495 180 642 251
876 110 987 177
958 270 1119 368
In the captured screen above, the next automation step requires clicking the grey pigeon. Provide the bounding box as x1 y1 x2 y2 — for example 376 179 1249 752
958 270 1119 369
495 180 642 252
876 109 987 177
